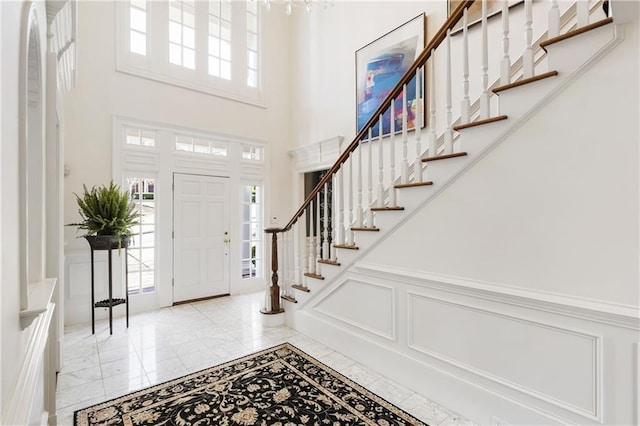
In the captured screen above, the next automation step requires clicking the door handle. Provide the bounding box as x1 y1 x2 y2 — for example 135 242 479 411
224 239 230 243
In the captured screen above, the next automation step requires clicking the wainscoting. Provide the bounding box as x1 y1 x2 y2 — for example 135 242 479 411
287 263 639 425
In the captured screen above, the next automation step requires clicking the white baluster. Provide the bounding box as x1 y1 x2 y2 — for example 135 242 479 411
330 174 337 261
295 222 302 285
428 53 437 157
322 181 329 259
523 0 534 78
462 7 471 122
285 230 291 296
389 101 397 207
367 128 375 227
414 67 423 183
577 0 589 27
377 116 385 207
287 227 296 295
316 192 321 274
401 84 409 184
501 0 511 85
548 0 560 38
303 214 309 274
356 141 364 227
308 206 315 275
346 153 354 245
445 29 454 153
480 0 490 119
280 231 286 296
337 140 344 246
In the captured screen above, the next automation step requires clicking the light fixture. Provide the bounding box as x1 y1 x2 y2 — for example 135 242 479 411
258 0 333 15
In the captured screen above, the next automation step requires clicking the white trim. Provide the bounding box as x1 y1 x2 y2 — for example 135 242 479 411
20 278 57 329
313 279 397 341
105 116 269 313
289 136 344 173
406 290 601 421
291 308 580 425
355 263 640 330
2 302 55 426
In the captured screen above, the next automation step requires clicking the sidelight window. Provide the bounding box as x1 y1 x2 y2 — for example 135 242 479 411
127 177 156 294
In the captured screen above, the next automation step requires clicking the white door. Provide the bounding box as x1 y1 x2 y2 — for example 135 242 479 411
173 173 230 303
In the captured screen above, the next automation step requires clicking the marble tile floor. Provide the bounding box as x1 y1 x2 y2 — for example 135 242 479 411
56 291 475 426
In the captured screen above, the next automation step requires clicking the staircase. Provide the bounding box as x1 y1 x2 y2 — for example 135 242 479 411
263 1 638 424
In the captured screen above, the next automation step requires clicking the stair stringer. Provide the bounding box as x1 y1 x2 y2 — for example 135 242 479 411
287 20 623 312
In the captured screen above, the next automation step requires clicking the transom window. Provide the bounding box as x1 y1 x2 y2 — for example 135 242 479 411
241 145 263 161
175 135 228 156
125 128 156 147
127 177 156 295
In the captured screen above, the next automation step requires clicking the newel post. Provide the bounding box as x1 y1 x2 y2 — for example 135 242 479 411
261 228 284 315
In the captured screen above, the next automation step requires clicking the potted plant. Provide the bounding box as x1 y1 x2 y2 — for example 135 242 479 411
68 181 138 250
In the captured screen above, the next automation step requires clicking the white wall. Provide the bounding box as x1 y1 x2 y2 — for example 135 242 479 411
291 1 448 148
364 18 640 308
63 1 295 320
1 0 32 406
287 3 639 424
1 0 55 422
64 1 294 250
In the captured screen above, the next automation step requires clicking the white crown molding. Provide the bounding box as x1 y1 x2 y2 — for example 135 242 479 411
289 136 344 173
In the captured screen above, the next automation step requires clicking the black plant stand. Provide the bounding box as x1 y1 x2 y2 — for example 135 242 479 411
86 236 130 335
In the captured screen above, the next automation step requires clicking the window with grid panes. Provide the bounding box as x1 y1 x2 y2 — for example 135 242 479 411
246 1 259 87
169 0 196 69
127 177 156 295
208 0 232 79
119 1 262 103
175 134 228 156
241 185 262 279
129 0 147 55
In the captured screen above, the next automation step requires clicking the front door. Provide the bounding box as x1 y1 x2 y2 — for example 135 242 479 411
173 173 230 303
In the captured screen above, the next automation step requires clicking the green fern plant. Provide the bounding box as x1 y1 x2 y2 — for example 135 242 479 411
68 181 138 239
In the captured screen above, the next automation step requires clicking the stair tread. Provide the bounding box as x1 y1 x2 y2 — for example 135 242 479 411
281 295 297 303
303 272 325 280
493 71 559 94
394 181 434 189
422 152 468 162
540 17 614 51
318 259 341 266
292 284 310 293
453 115 508 131
351 227 379 232
333 244 359 250
371 206 405 211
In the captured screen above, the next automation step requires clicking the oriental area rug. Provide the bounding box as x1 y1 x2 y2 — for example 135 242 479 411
74 343 426 426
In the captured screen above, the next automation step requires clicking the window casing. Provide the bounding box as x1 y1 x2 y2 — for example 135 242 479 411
118 0 263 105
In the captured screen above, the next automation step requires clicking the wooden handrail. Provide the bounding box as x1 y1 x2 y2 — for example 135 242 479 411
279 0 476 233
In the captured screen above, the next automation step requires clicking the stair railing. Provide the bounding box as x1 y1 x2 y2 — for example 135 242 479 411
261 0 610 314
